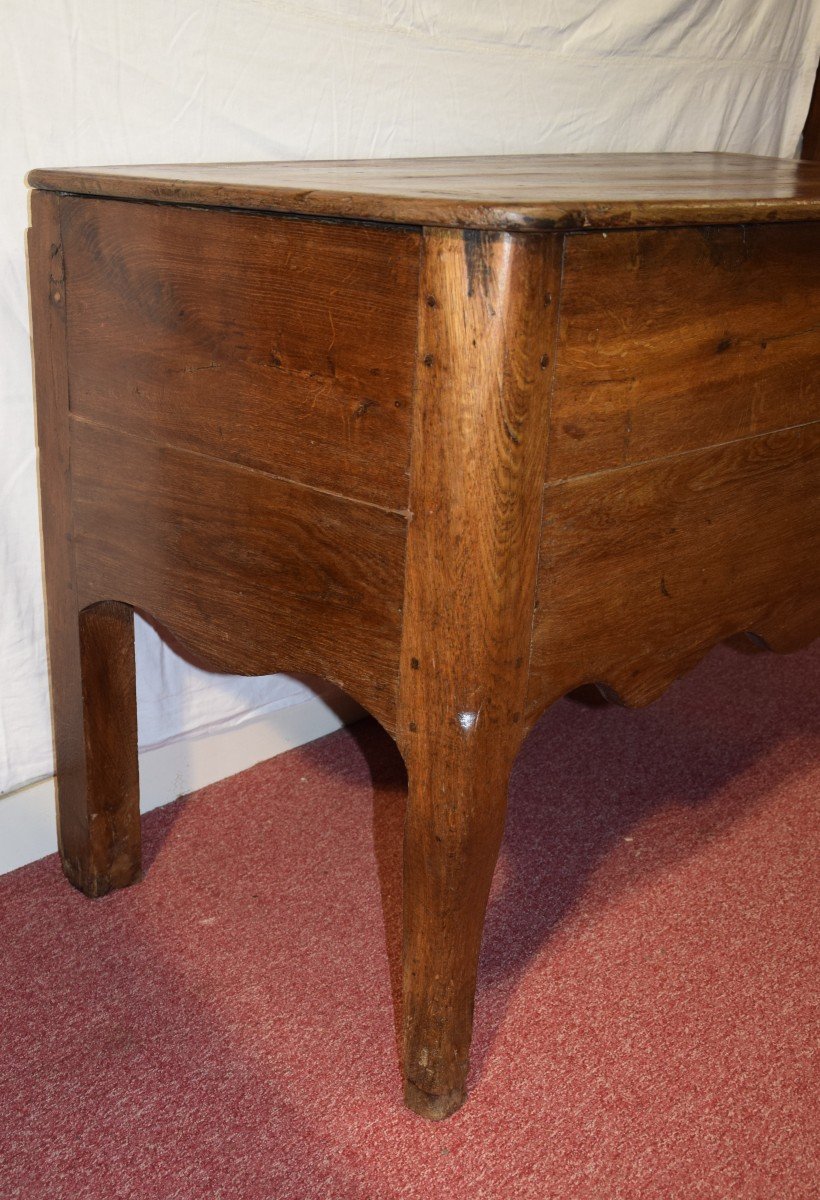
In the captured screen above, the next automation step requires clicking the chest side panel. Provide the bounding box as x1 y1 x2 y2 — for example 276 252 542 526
549 223 820 479
61 197 420 508
70 419 407 730
528 221 820 722
528 425 820 720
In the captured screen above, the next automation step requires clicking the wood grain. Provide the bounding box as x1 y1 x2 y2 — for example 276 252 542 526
61 197 420 508
396 227 561 1118
71 418 408 731
548 224 820 478
29 153 820 232
528 424 820 724
29 192 141 897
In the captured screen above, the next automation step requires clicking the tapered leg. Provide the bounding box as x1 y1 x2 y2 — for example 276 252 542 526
396 228 562 1116
52 602 141 897
402 731 513 1118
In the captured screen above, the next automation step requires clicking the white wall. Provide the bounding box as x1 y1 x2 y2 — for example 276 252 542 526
1 2 818 842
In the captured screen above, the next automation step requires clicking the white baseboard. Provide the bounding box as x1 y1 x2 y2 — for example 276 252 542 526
0 690 362 877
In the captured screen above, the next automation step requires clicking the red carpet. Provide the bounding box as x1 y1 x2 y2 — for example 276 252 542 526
1 643 818 1199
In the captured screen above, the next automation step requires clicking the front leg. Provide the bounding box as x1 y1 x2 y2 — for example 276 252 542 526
396 227 561 1116
402 726 514 1118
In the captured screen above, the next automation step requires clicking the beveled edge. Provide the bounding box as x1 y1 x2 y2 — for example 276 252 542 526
27 156 820 232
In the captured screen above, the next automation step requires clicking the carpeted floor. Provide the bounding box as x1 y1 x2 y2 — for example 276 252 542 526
1 642 818 1200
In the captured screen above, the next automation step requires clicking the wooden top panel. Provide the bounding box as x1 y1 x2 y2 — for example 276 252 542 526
28 153 820 230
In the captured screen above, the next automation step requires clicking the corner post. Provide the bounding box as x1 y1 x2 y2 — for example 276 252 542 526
29 190 141 897
397 226 562 1117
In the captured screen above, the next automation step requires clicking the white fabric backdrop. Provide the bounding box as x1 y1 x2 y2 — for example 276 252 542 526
2 0 818 794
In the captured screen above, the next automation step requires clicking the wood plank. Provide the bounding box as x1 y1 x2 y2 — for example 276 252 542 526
70 418 407 731
548 224 820 478
29 153 820 232
527 424 820 723
61 197 420 508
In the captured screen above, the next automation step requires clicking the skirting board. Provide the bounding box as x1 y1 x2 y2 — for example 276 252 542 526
0 689 363 877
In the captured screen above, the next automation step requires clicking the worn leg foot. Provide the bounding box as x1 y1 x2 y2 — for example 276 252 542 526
52 601 141 897
404 1079 466 1121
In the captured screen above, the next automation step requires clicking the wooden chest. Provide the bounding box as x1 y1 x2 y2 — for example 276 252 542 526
28 153 820 1117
